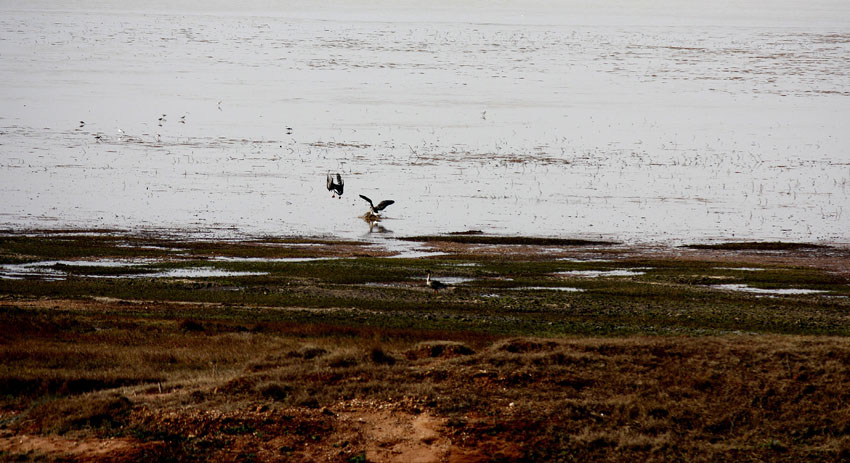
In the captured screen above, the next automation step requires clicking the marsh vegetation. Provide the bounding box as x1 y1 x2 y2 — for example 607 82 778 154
1 231 849 461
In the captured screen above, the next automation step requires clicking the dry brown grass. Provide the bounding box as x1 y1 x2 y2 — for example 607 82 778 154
3 300 850 462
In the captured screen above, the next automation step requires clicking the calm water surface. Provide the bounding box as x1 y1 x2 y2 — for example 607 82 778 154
2 1 849 244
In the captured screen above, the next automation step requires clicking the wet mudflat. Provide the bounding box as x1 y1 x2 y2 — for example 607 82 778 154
1 0 849 243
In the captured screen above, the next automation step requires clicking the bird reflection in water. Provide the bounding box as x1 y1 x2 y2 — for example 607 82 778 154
363 213 391 233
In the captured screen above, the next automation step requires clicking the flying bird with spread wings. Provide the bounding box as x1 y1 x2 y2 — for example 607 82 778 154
359 194 394 215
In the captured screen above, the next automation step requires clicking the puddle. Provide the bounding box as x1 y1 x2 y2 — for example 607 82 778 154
511 286 585 292
0 259 156 280
210 256 340 263
711 284 827 295
1 266 66 280
365 238 448 259
0 260 269 280
363 282 412 289
556 270 646 278
428 276 475 285
115 244 186 252
714 267 766 271
258 242 323 247
139 268 268 278
366 276 474 287
387 250 449 259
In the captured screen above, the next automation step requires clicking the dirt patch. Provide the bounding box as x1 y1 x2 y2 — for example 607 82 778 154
0 433 143 460
338 407 451 463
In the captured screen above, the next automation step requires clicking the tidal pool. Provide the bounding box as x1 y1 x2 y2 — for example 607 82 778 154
711 284 828 296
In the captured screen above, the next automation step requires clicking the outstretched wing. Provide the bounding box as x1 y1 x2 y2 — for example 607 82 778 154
375 200 395 212
359 194 374 207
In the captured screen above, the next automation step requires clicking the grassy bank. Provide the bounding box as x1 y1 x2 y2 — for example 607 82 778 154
1 231 849 461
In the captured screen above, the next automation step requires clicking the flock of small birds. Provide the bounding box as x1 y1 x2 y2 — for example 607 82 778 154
82 103 293 144
83 112 191 143
326 172 446 292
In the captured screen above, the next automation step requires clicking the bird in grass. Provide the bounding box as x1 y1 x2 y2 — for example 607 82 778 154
426 270 448 293
326 172 344 198
359 194 394 216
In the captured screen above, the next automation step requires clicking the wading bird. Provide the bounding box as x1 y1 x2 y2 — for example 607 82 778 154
359 194 394 215
327 173 344 198
426 270 447 293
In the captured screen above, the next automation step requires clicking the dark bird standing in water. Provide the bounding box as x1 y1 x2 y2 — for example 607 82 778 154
426 270 447 293
359 194 394 215
327 173 344 198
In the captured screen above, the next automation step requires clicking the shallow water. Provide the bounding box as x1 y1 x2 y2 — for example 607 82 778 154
1 1 849 244
140 268 268 278
431 276 475 285
511 286 584 292
211 256 340 263
714 267 766 271
557 269 647 278
711 284 827 295
0 258 154 280
0 259 267 279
